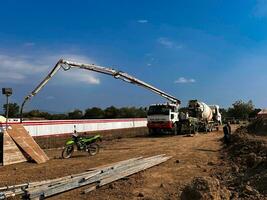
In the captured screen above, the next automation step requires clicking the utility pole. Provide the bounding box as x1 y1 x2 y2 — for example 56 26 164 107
2 88 12 129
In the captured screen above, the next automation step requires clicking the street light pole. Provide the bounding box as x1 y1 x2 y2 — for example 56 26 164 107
2 88 12 130
5 95 9 129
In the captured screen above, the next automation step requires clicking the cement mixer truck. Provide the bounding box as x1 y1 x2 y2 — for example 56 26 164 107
179 100 222 134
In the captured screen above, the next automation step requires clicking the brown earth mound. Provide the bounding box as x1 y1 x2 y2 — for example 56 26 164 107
218 129 267 199
247 118 267 135
180 176 231 200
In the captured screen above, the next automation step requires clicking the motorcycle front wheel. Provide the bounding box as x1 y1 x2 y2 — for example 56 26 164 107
87 143 99 156
62 145 74 159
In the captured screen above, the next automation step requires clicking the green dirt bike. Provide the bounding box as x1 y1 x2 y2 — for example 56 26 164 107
62 133 102 159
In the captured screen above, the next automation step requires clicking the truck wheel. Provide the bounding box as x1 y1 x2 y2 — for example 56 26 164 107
148 128 155 136
173 124 178 135
190 125 197 134
209 125 213 132
205 125 209 133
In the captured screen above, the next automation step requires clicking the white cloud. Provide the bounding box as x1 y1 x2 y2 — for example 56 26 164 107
137 19 148 23
0 53 100 85
147 63 152 66
0 54 47 83
157 37 183 49
253 0 267 17
174 77 196 84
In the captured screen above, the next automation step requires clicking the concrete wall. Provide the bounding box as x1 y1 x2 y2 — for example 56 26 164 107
0 118 147 138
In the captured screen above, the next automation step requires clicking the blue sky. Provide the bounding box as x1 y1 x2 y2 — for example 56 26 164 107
0 0 267 112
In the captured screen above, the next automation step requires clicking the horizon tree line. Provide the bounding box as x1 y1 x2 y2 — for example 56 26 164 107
1 100 262 120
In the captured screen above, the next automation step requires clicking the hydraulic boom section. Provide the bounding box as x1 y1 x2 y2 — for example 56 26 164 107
20 59 180 121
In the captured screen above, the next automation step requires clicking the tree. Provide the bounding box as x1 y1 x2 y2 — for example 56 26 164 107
84 107 104 119
104 106 120 118
48 114 68 120
68 109 83 119
249 108 261 118
3 103 20 118
219 108 228 118
227 100 254 120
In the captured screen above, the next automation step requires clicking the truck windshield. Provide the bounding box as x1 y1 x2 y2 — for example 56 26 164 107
147 106 170 115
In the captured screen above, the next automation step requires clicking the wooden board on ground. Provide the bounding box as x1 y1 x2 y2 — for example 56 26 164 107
7 124 49 164
3 130 27 165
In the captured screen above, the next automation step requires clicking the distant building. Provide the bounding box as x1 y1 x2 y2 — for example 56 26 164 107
257 109 267 118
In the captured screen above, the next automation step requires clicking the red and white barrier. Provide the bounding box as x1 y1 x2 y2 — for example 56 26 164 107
0 118 147 137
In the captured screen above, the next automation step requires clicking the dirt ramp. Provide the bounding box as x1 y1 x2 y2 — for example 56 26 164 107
7 124 49 164
181 176 231 200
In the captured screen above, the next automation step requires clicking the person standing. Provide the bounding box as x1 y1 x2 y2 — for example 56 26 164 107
223 122 231 144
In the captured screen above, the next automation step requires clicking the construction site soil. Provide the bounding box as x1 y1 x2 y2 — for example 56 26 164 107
212 127 267 200
1 125 267 200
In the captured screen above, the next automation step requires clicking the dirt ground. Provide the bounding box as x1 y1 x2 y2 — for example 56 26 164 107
0 131 225 200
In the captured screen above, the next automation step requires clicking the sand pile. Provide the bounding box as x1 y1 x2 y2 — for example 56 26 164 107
181 176 231 200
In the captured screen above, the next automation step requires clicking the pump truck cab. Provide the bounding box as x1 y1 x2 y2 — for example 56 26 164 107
147 103 180 135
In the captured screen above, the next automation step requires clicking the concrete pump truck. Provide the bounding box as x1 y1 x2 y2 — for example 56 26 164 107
20 59 181 135
20 59 221 135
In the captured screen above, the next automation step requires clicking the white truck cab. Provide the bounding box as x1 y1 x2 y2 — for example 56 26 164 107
147 103 179 134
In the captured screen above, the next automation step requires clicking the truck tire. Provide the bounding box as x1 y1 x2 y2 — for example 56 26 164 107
205 124 209 133
190 125 197 134
148 128 156 136
173 123 178 135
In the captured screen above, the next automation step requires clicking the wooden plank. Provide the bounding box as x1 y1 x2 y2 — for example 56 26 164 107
3 130 27 165
26 157 144 191
7 124 49 164
86 157 143 171
99 156 171 186
0 157 144 198
84 156 171 194
1 155 171 199
27 155 171 199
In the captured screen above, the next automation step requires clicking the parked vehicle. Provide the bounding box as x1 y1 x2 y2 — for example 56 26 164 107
62 133 102 159
147 103 180 135
179 100 222 133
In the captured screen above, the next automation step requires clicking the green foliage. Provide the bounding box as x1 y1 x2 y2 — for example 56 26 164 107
3 103 20 118
6 99 260 121
249 108 262 118
104 106 120 118
68 109 83 119
84 107 104 119
227 100 254 120
221 100 260 121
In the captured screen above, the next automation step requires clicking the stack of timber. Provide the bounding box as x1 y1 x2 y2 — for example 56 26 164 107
2 124 49 165
0 154 171 200
2 129 27 165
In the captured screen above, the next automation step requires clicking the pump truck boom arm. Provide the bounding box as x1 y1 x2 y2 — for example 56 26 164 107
20 59 180 121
